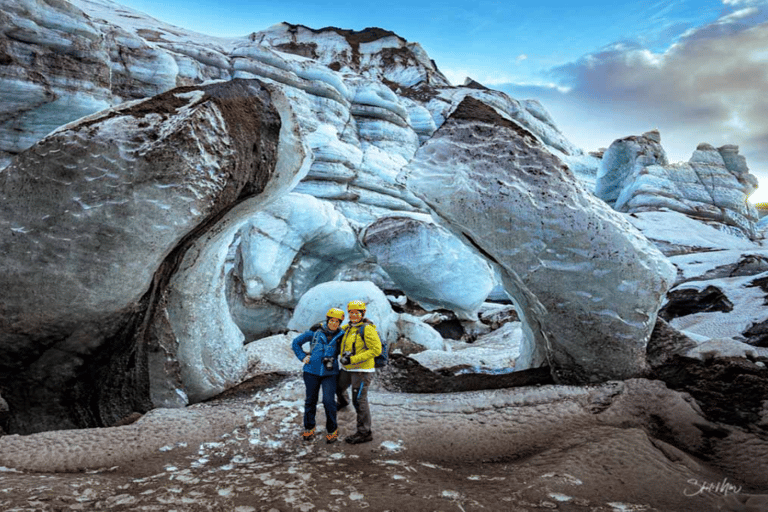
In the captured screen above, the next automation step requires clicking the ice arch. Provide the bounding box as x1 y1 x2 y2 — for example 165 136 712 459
399 97 676 384
149 89 311 404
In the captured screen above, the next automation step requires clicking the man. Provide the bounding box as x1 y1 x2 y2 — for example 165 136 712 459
337 300 382 444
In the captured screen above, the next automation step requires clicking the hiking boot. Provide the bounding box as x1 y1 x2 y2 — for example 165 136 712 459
344 432 373 444
326 430 339 444
302 428 315 441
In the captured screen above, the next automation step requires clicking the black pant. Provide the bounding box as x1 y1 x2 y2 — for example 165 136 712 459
303 372 337 433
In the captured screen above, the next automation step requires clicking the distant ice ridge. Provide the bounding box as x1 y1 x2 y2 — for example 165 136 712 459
596 130 759 239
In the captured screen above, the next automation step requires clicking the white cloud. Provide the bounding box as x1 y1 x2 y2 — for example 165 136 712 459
500 6 768 202
718 7 760 23
722 0 766 5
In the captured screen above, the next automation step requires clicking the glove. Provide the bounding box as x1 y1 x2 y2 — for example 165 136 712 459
340 354 351 366
302 355 310 365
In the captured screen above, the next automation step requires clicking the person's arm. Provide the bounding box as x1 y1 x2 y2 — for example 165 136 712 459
349 325 381 364
291 331 311 361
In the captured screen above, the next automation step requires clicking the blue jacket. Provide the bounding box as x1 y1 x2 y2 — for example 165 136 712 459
292 323 344 377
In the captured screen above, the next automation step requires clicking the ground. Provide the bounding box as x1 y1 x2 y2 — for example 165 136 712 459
0 371 764 512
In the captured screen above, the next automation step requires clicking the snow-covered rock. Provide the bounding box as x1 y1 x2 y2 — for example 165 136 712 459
661 273 768 347
400 96 676 383
362 213 495 319
597 131 759 238
630 207 768 360
758 213 768 229
627 210 761 257
595 130 668 206
251 23 452 89
477 303 519 329
684 337 768 361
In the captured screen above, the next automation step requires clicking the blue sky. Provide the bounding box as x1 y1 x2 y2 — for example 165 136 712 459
118 0 768 203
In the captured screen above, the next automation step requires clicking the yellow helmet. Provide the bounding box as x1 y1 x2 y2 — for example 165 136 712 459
347 300 366 312
326 308 345 320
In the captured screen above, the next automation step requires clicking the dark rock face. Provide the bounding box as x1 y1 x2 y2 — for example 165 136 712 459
743 319 768 347
645 318 699 368
693 254 768 282
659 285 734 321
0 79 282 434
377 354 554 393
651 355 768 429
431 318 464 340
645 319 768 482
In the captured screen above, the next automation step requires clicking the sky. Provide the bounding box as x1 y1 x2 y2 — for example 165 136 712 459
116 0 768 203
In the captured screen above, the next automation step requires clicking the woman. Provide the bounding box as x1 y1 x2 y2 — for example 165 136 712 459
337 300 382 444
291 308 345 443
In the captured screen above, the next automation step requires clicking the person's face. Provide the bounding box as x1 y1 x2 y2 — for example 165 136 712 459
349 310 363 323
327 317 341 330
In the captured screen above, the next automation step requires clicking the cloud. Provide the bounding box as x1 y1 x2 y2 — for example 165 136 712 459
499 5 768 200
722 0 766 6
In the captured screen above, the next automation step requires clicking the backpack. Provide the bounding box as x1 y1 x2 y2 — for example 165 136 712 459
349 321 388 368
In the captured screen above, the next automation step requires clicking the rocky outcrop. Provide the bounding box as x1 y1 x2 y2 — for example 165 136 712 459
596 131 759 238
400 96 676 383
0 79 304 432
362 214 496 319
251 23 451 88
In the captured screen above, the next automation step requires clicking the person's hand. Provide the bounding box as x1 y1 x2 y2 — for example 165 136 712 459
302 355 310 364
340 354 351 366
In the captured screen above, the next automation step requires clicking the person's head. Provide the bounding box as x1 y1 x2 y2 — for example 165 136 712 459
347 300 366 324
326 308 344 330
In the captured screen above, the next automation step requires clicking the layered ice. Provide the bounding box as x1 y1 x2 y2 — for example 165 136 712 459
401 97 676 383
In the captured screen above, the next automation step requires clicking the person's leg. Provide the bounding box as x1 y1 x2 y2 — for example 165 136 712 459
303 373 321 436
336 369 350 409
320 375 338 439
346 372 374 443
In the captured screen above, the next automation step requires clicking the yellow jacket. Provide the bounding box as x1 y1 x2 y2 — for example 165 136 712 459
339 320 382 370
